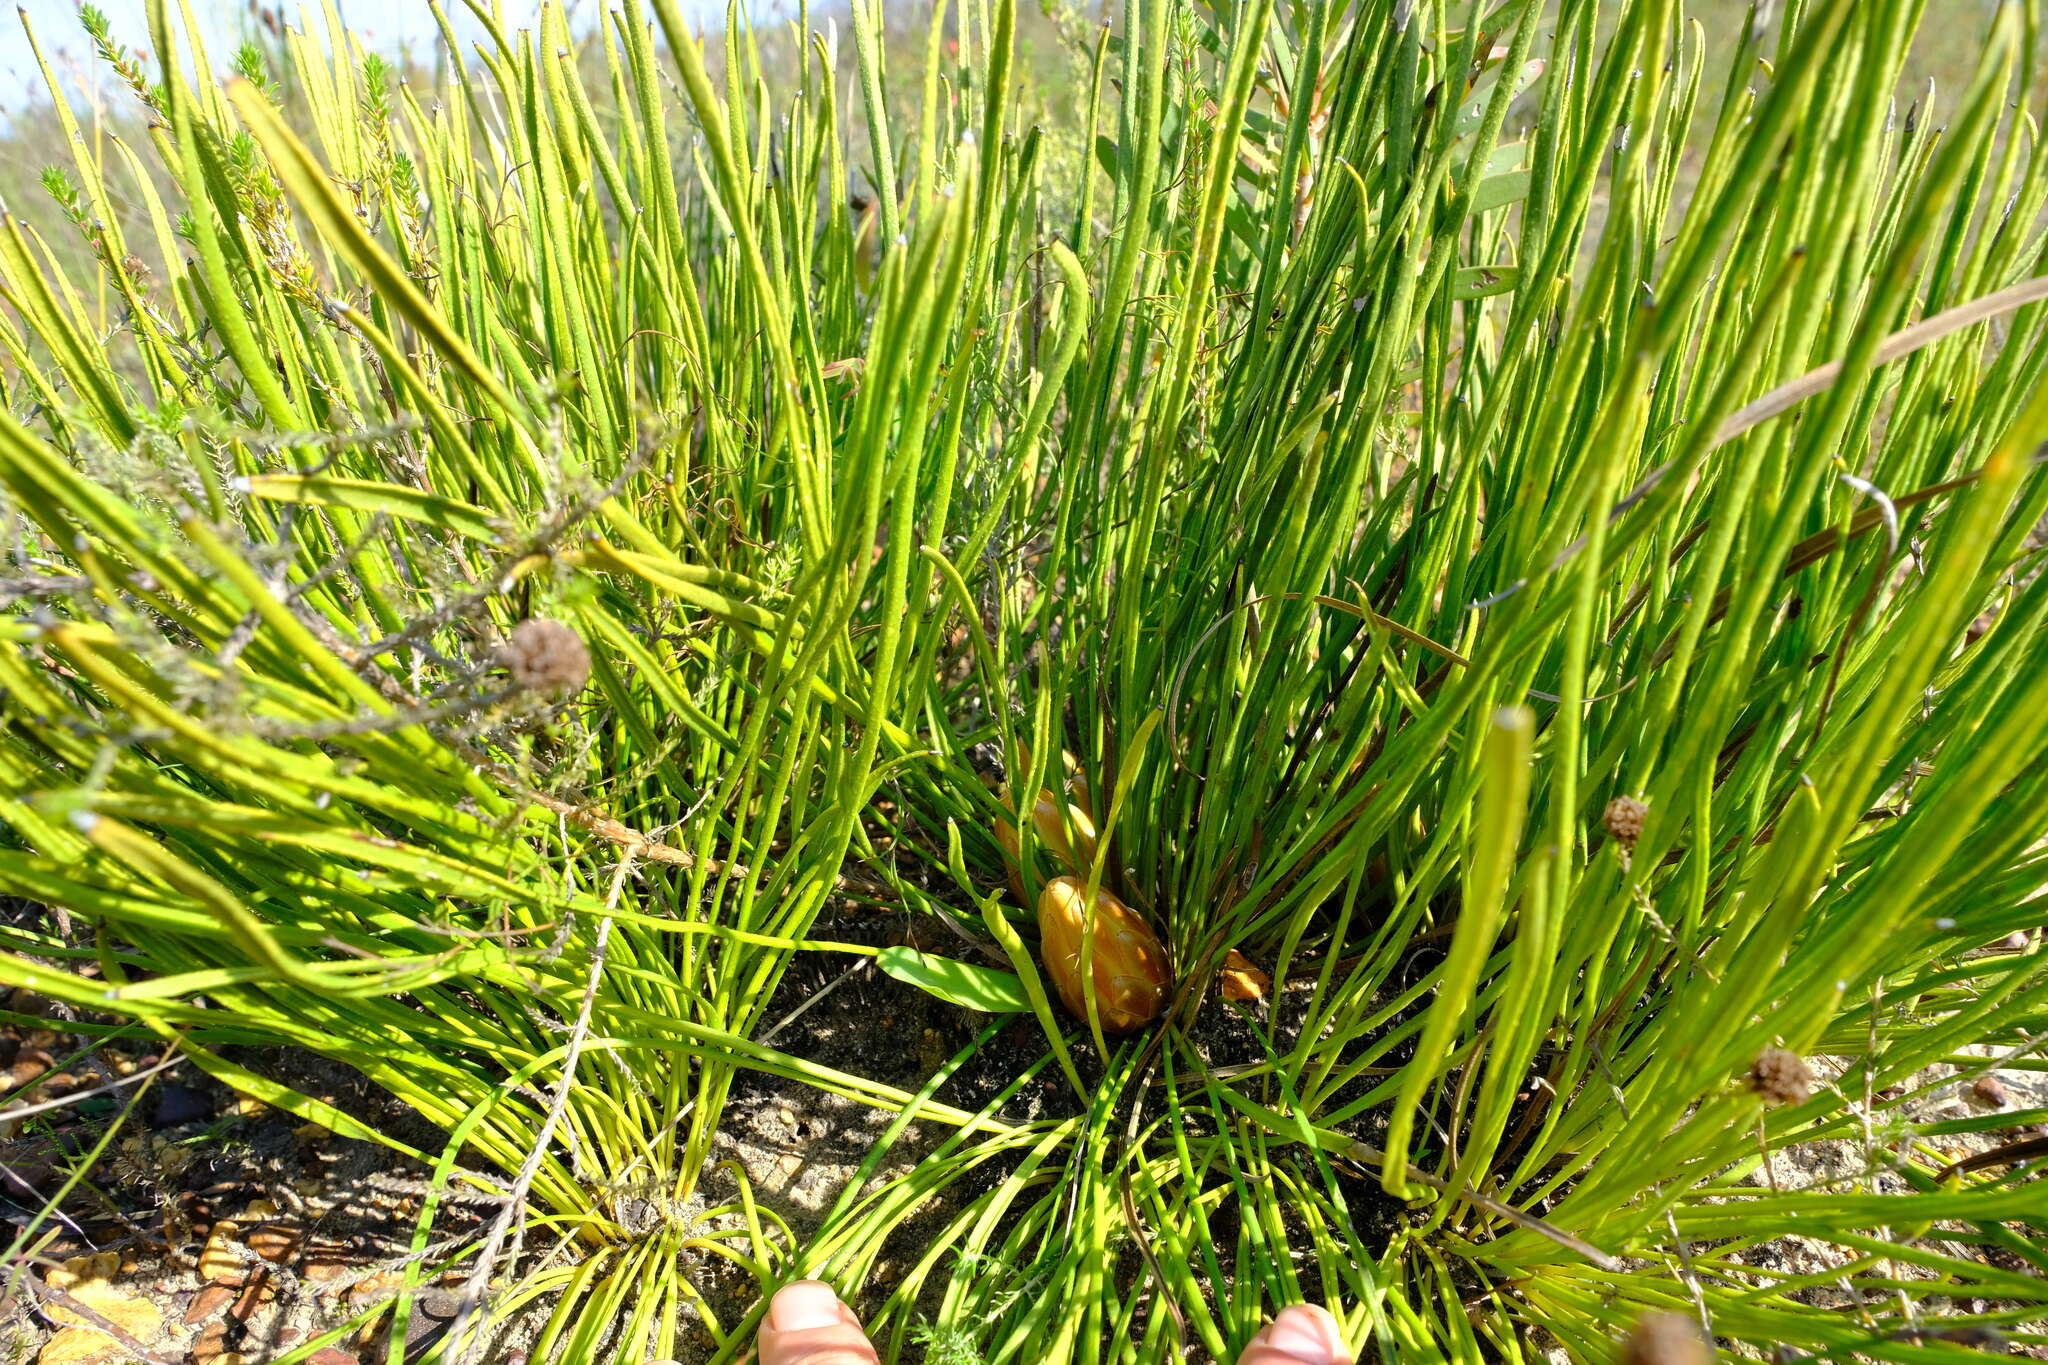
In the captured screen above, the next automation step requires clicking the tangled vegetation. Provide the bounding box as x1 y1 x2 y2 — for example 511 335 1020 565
2 0 2046 1360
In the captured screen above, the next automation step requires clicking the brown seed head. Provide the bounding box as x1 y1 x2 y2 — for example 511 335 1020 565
1749 1048 1814 1106
1620 1314 1712 1365
1602 795 1648 848
502 619 590 694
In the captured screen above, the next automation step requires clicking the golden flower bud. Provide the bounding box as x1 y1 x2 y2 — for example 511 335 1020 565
996 789 1100 883
1036 876 1170 1032
1064 758 1096 827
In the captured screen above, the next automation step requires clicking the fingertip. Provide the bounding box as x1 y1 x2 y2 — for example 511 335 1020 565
758 1282 875 1365
769 1280 847 1333
1238 1304 1351 1365
1271 1303 1345 1345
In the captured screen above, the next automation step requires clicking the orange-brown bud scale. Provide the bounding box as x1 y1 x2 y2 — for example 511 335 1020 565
1036 877 1170 1032
996 788 1100 898
1066 763 1096 827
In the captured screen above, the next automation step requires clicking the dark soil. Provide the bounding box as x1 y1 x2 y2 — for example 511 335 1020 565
0 1009 491 1365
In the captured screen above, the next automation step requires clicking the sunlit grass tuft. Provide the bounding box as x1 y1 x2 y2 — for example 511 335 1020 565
1 0 2045 1362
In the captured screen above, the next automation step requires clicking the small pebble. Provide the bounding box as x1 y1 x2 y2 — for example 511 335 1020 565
154 1084 214 1127
407 1289 460 1349
1969 1075 2010 1109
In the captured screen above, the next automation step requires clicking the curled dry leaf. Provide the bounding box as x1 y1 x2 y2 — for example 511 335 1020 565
45 1252 120 1291
43 1279 164 1341
199 1219 244 1284
1220 949 1270 1002
38 1327 134 1365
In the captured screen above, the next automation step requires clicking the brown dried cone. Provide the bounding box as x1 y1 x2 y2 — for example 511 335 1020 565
1037 876 1170 1032
1619 1313 1713 1365
1748 1048 1814 1105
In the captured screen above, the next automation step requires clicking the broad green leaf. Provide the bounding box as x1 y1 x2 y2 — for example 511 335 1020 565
877 945 1032 1014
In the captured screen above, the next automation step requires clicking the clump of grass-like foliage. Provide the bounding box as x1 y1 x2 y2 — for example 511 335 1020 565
2 0 2046 1361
